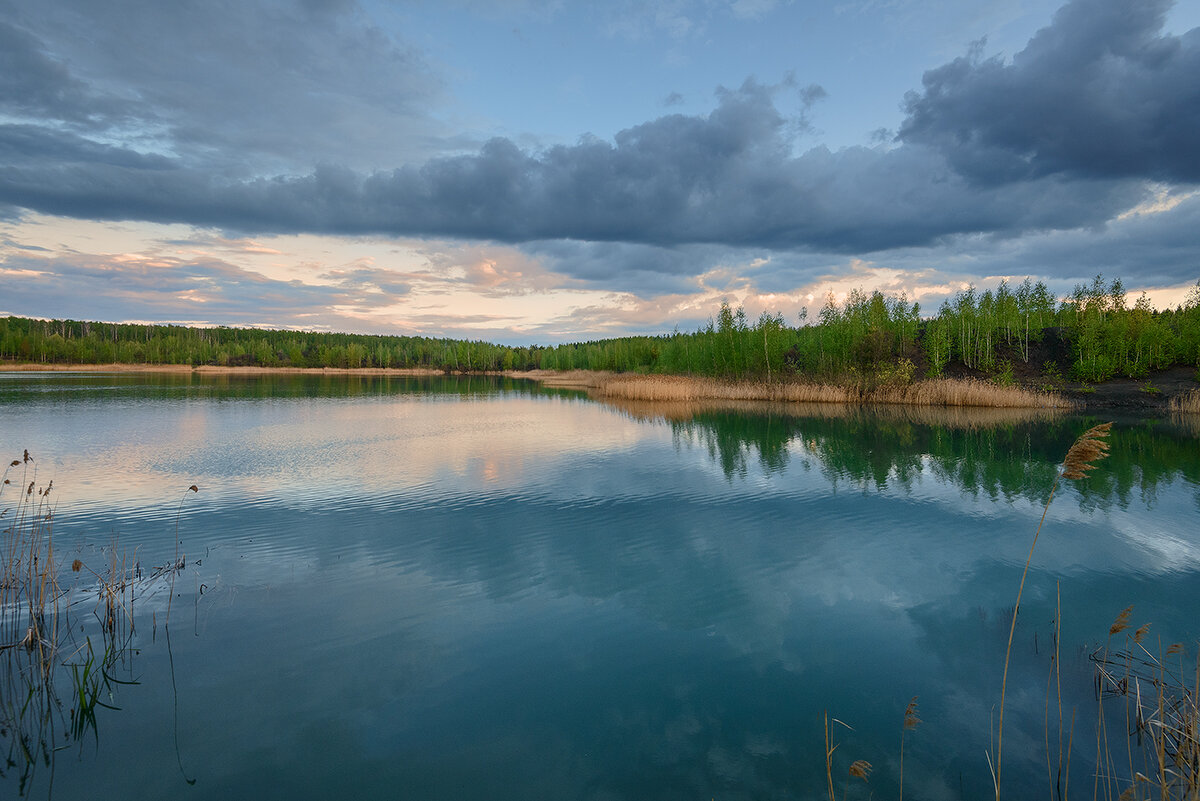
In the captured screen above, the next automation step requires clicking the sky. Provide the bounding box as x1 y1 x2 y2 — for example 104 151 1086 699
1 0 1198 344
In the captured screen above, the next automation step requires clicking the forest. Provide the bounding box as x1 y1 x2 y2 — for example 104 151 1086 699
3 276 1199 385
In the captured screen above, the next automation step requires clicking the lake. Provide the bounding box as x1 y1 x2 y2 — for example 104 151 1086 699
2 371 1198 800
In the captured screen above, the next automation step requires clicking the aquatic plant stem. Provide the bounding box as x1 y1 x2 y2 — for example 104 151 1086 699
824 712 836 801
995 472 1060 801
165 624 197 785
166 485 198 624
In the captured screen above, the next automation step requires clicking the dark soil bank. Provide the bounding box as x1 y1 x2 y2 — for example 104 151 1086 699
933 327 1198 412
1061 366 1197 412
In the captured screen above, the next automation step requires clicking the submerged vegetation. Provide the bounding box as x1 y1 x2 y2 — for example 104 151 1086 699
0 453 191 795
3 275 1199 392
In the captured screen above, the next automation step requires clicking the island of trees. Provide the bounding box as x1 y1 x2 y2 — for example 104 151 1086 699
3 276 1199 388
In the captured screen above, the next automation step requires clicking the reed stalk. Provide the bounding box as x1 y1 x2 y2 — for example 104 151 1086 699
993 422 1112 801
824 712 837 801
821 711 873 800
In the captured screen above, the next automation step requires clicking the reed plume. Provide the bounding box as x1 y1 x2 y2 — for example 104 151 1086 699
1061 422 1112 480
1108 605 1133 636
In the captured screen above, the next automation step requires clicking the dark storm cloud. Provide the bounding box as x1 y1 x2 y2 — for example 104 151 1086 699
900 0 1200 184
0 0 1194 270
942 192 1200 288
0 21 127 125
761 190 1200 309
0 125 176 170
0 79 1146 255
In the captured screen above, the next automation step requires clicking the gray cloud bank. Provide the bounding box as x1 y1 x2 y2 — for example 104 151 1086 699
0 0 443 173
900 0 1200 185
0 0 1197 263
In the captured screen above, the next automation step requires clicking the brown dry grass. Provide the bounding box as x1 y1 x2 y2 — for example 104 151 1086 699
510 369 610 388
588 373 1069 409
885 378 1071 408
1169 389 1200 415
599 374 851 403
599 395 1065 429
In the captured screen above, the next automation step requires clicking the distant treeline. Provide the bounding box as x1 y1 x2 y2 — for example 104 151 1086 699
3 276 1199 383
0 319 542 372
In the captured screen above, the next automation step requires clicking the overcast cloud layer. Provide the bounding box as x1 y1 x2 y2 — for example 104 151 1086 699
1 0 1198 340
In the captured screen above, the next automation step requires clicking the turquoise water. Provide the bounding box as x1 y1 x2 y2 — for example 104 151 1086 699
2 372 1198 800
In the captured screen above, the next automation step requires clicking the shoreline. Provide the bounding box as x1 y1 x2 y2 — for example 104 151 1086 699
0 362 452 376
3 362 1196 412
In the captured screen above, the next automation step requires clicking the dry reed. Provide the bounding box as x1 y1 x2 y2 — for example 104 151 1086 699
510 369 610 389
824 713 838 801
1092 617 1200 800
1 452 59 657
598 374 853 404
824 714 859 801
1 453 63 792
1169 389 1200 415
590 373 1070 409
848 759 873 781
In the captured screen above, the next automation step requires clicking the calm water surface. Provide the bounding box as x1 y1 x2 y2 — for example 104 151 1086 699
2 372 1198 800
